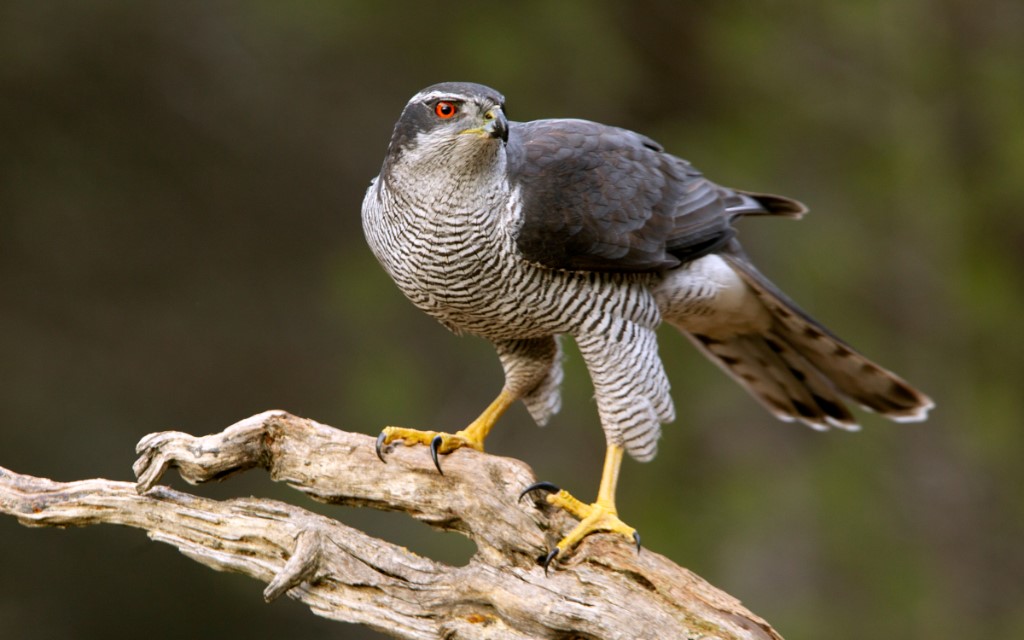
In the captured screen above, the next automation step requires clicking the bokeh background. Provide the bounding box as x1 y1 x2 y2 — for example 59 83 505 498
2 1 1022 638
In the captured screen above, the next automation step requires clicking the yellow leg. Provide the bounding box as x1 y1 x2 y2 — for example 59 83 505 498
522 444 639 570
376 390 517 473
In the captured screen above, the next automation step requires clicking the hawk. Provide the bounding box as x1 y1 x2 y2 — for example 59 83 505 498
362 82 933 568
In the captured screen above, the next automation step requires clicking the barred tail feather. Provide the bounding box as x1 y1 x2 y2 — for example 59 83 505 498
685 330 860 430
708 256 935 426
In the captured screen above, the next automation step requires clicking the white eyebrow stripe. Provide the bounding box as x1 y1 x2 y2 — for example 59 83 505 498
411 90 473 103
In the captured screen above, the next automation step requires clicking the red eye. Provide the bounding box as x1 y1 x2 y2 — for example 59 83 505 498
434 101 458 119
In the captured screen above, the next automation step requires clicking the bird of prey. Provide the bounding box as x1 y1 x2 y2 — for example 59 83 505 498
362 82 933 569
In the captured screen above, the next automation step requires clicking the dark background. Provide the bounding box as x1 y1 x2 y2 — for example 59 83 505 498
2 1 1022 638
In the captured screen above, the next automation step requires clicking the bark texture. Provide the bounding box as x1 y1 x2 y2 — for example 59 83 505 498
0 410 782 640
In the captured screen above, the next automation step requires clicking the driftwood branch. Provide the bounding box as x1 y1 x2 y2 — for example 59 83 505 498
0 410 781 640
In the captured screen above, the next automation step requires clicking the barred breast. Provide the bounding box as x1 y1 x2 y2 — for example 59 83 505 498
362 178 661 340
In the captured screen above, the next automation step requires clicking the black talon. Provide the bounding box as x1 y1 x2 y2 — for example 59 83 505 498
518 481 560 503
539 547 559 575
633 531 642 554
375 432 388 463
430 435 445 475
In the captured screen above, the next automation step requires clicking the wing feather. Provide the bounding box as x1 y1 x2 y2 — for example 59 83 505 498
507 119 742 272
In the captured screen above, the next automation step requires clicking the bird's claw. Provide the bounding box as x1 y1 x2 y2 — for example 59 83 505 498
518 481 560 502
539 547 559 575
533 530 640 574
430 435 444 475
374 426 483 474
520 481 641 573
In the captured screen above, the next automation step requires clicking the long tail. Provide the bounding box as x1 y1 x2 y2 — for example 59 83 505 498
678 253 934 430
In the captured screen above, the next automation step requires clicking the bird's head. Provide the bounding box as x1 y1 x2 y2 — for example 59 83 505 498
383 82 508 179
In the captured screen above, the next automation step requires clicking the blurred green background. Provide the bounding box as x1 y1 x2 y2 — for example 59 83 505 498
2 1 1022 638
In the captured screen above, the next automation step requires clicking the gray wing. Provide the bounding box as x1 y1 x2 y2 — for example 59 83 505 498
506 119 801 273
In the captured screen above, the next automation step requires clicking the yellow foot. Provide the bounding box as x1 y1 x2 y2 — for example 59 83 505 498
374 390 516 475
519 482 641 572
375 426 484 475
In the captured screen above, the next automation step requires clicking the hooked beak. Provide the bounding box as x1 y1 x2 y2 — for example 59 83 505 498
462 106 508 143
483 106 508 143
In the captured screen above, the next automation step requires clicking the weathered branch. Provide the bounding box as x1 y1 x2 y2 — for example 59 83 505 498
0 410 781 640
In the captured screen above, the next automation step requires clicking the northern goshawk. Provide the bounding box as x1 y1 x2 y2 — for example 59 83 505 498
362 82 933 568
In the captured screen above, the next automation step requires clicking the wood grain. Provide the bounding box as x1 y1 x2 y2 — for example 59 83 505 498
1 410 781 640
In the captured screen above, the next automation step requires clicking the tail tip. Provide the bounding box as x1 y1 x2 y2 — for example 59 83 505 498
884 383 935 423
887 398 935 423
